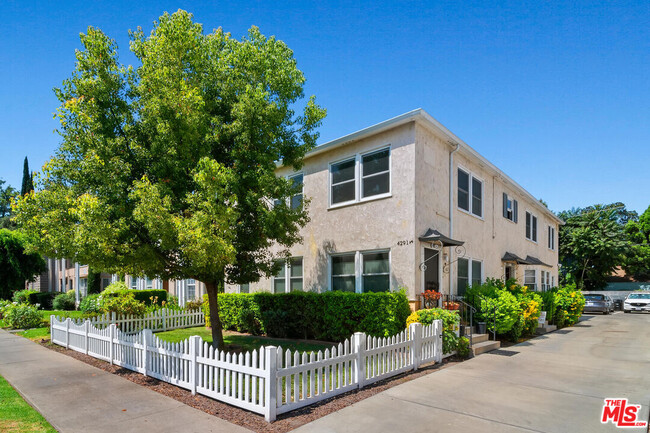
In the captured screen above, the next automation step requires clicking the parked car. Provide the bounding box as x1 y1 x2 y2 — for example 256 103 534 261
623 292 650 313
583 294 614 314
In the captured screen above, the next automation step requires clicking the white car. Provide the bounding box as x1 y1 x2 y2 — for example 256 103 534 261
623 292 650 313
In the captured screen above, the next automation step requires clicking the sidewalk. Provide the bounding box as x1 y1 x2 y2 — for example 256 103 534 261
0 329 252 433
294 313 650 433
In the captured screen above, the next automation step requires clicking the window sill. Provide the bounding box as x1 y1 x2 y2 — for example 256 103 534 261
525 238 538 245
328 193 392 211
457 207 485 221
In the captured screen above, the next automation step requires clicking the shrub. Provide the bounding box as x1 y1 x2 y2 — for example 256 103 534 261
100 292 146 316
79 294 102 314
540 291 557 324
457 336 470 358
52 292 76 311
100 282 167 307
13 289 37 304
184 298 203 310
406 308 460 354
28 291 56 310
4 303 42 329
518 292 542 336
203 290 412 341
465 279 524 335
553 284 584 327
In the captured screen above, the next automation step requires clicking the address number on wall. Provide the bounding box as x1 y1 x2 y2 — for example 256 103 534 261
396 239 414 246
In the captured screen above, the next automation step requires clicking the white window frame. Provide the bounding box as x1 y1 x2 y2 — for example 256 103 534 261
456 257 483 295
457 165 484 219
526 211 538 242
329 249 391 293
272 257 303 293
524 269 537 291
274 172 304 209
329 146 391 208
503 192 518 223
548 225 556 250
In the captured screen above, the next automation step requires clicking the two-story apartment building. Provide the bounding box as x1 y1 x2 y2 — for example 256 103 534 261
226 109 562 309
30 109 561 310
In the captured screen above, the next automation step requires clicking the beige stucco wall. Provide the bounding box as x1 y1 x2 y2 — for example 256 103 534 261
414 123 560 297
226 123 417 295
224 118 560 303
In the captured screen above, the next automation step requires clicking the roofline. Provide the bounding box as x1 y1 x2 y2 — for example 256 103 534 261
301 108 564 225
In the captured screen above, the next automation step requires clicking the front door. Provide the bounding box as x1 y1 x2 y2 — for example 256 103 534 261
423 248 440 292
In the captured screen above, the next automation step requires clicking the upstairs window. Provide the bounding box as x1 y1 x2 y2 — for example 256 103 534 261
502 193 518 222
458 168 483 217
548 226 555 250
331 158 356 205
274 173 303 209
330 147 391 206
526 212 538 242
290 174 304 209
361 149 390 198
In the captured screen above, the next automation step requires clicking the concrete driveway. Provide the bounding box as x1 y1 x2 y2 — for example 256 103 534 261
294 312 650 433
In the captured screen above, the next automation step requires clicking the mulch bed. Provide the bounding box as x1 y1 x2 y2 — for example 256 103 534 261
41 339 459 433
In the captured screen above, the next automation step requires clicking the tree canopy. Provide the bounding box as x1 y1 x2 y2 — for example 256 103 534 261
0 229 47 299
0 179 18 229
21 157 34 196
623 205 650 281
558 204 629 290
12 10 325 348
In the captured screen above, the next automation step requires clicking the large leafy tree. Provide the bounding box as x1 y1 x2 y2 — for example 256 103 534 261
13 10 325 348
623 205 650 281
558 204 629 290
0 180 18 229
0 229 47 299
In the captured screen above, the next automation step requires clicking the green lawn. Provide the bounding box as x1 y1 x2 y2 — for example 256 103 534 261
0 375 56 433
39 310 85 321
155 327 336 353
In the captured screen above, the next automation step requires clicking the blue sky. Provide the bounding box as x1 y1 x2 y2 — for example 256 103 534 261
1 0 648 213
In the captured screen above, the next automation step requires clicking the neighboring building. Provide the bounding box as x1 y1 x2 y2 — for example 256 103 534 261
225 109 563 310
26 259 115 303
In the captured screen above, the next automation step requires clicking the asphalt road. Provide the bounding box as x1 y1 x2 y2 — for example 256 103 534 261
294 312 650 433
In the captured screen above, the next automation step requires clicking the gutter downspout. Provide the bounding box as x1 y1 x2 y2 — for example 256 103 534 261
448 141 460 296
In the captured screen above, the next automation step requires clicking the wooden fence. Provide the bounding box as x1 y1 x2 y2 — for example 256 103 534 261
51 316 443 422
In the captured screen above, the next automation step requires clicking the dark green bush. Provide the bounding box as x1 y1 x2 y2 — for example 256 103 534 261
205 290 411 342
53 292 76 311
28 291 56 309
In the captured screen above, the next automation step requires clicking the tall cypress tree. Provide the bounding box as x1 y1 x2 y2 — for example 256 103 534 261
21 157 34 195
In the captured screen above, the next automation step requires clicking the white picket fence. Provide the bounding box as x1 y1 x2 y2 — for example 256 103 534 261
64 308 205 333
50 316 443 422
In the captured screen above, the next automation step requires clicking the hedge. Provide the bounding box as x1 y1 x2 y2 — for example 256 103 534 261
101 283 167 306
203 291 412 342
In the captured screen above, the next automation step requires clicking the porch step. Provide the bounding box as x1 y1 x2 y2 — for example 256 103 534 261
471 340 501 356
535 323 557 335
470 333 489 344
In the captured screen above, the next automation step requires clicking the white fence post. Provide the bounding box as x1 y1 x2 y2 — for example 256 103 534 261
109 324 115 365
264 346 278 422
353 332 366 389
189 335 200 396
409 323 422 371
85 320 90 355
49 315 53 341
65 318 70 349
435 320 443 362
142 329 152 377
162 309 167 331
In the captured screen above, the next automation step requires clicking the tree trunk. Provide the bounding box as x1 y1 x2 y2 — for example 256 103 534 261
205 280 225 350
